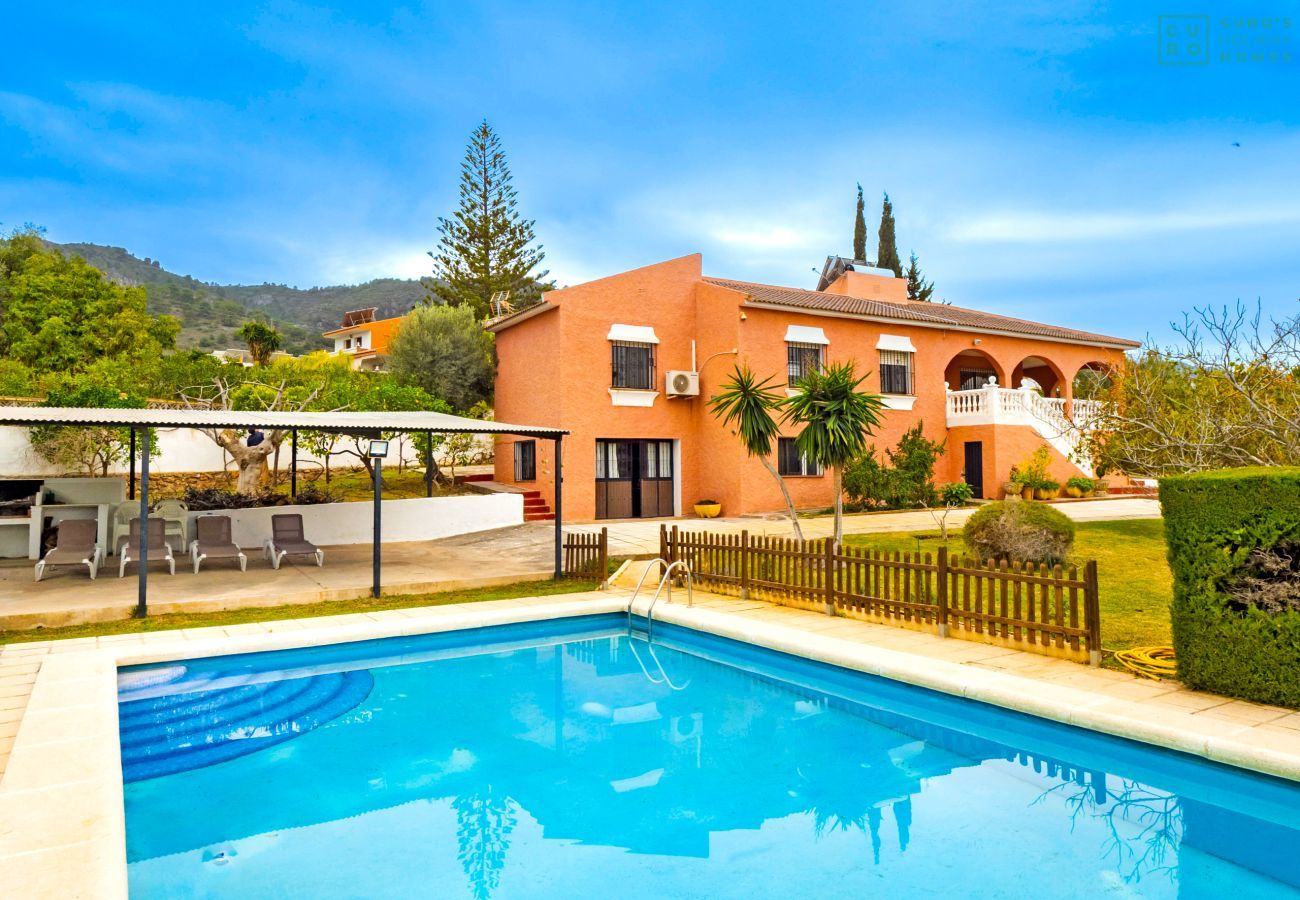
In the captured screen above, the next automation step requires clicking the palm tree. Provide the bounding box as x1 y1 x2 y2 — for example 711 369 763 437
235 320 282 367
786 361 885 545
709 364 805 541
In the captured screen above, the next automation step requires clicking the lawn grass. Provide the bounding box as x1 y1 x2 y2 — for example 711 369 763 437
0 576 601 646
842 518 1174 656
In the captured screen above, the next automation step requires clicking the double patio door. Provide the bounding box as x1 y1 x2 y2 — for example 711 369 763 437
595 440 674 519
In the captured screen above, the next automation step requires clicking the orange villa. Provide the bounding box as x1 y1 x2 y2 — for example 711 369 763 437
487 254 1140 522
323 307 404 371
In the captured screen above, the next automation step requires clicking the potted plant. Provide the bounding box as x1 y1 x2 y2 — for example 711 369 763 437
1064 476 1095 498
1034 479 1060 500
694 498 722 518
1094 478 1110 495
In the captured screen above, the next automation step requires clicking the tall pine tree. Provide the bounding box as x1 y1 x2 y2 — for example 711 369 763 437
904 252 935 302
876 193 902 277
852 183 867 262
427 121 549 319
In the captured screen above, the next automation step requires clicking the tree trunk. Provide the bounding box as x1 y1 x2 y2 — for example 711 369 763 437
759 455 805 542
214 430 276 494
833 466 844 548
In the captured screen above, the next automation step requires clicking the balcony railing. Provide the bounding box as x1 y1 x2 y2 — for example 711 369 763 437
946 384 1108 473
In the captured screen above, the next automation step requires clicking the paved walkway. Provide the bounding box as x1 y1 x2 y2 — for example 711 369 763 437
0 527 555 630
569 496 1162 557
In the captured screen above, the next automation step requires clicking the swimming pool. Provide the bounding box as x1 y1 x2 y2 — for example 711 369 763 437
119 613 1300 898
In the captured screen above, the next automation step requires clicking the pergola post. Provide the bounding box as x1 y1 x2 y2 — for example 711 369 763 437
372 448 382 598
128 429 137 500
425 431 434 498
290 428 298 499
136 427 150 618
553 436 563 579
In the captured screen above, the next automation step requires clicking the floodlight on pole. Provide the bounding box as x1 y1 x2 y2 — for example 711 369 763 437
369 437 388 597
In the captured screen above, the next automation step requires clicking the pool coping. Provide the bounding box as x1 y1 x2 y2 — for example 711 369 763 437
2 588 1299 897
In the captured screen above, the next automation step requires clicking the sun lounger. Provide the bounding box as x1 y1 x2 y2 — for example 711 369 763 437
190 515 247 574
34 519 102 582
264 513 324 569
118 518 176 577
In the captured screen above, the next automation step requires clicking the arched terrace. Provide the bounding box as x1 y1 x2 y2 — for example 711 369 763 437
1010 355 1067 398
943 349 1005 391
1071 361 1117 400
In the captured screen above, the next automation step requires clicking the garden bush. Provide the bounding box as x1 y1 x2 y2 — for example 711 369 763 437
962 500 1076 564
843 424 942 509
181 485 334 511
1160 466 1300 706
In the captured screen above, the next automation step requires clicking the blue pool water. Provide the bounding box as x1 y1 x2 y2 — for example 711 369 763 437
119 614 1300 898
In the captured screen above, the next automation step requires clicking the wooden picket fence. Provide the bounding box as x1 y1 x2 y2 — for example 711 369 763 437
562 528 609 580
661 525 1101 664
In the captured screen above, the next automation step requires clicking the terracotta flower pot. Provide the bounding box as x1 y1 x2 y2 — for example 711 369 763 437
1021 486 1035 501
694 503 722 518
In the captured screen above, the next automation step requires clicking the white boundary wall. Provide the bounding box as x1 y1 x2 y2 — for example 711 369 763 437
187 493 524 549
0 426 489 476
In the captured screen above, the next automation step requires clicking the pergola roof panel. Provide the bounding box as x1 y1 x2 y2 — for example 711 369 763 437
0 406 566 438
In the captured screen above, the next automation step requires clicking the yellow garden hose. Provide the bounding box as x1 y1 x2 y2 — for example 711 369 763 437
1111 646 1177 680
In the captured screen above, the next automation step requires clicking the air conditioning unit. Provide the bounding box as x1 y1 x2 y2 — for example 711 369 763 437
666 370 700 397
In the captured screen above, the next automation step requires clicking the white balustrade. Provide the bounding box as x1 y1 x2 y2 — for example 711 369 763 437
945 386 1111 476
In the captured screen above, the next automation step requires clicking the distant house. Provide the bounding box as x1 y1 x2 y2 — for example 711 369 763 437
211 348 293 367
323 308 406 371
487 253 1140 521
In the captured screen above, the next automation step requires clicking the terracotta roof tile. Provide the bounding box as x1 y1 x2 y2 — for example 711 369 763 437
703 277 1140 348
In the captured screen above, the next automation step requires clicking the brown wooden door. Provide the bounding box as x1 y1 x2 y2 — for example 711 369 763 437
596 440 674 519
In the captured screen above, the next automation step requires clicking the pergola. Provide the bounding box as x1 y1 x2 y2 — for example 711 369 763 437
0 406 566 616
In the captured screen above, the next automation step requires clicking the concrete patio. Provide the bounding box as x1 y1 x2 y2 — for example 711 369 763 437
0 526 557 630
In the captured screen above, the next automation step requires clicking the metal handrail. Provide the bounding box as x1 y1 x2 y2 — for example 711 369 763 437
625 557 669 628
625 558 694 639
643 560 693 640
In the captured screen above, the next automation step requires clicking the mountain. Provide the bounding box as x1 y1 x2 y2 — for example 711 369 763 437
51 242 427 354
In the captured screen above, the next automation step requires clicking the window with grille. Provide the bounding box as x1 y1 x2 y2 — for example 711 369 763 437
777 437 822 477
959 368 997 390
513 440 536 481
611 341 655 390
786 342 823 386
879 349 914 395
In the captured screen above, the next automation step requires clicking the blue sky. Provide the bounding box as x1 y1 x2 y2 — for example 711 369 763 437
2 1 1296 343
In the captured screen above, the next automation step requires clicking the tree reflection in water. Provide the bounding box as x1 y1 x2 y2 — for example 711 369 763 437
454 787 519 900
1034 775 1182 885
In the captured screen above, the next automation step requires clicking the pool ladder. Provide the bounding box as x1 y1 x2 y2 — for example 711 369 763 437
625 558 693 640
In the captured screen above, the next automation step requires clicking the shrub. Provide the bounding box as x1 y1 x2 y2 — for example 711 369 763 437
1010 446 1053 491
1160 467 1300 706
181 485 334 511
1065 476 1096 494
843 424 942 509
939 482 974 506
962 500 1076 564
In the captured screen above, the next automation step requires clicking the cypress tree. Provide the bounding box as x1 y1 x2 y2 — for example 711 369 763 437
876 193 902 277
427 121 549 319
852 183 867 262
904 252 935 302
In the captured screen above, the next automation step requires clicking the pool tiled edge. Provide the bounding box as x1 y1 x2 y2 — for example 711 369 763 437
2 587 1299 898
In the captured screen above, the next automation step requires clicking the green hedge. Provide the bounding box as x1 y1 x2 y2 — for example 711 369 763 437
1160 466 1300 706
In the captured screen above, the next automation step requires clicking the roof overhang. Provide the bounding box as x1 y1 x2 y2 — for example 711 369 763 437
740 301 1142 351
0 406 567 439
484 301 556 332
